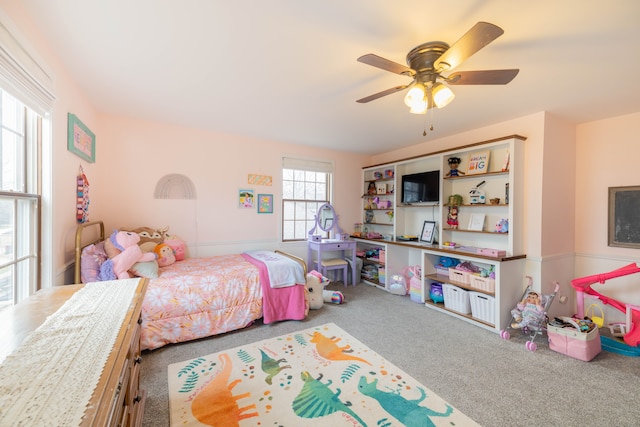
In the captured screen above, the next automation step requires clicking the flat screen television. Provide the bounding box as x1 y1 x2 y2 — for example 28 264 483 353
401 170 440 204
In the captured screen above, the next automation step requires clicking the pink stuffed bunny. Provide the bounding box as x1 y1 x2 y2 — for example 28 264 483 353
99 230 157 280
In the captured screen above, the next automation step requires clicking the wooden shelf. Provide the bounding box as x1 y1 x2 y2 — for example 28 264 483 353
424 273 495 296
443 228 509 235
443 170 508 180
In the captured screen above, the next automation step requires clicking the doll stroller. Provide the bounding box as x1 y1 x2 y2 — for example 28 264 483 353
500 277 560 351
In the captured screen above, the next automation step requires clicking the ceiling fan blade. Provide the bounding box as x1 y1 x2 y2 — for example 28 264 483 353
446 69 519 85
434 22 504 72
356 85 410 103
357 53 415 76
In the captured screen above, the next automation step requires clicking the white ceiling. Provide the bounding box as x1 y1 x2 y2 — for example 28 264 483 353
20 0 640 155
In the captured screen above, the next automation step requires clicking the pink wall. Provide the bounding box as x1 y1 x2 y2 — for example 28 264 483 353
94 114 367 260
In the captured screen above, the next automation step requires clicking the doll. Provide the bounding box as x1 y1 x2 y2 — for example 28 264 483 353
445 157 465 177
367 181 377 195
447 205 459 229
511 291 545 329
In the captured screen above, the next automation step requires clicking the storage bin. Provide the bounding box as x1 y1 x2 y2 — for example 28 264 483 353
469 275 495 293
469 291 495 324
435 265 449 277
448 268 470 285
548 322 601 362
442 284 471 314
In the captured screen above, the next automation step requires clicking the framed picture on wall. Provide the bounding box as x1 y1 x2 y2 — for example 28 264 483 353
257 194 273 214
67 113 96 163
420 220 437 244
608 185 640 248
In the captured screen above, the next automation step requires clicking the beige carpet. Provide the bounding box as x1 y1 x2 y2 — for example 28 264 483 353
168 322 478 426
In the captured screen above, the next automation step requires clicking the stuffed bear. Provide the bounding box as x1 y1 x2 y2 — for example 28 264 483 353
99 230 157 280
154 243 176 267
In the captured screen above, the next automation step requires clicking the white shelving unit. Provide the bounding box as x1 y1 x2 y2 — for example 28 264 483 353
355 135 527 332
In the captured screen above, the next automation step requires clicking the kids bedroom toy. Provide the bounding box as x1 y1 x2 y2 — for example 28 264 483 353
307 270 344 309
445 157 465 177
469 180 486 204
500 276 560 351
571 263 640 356
99 230 157 280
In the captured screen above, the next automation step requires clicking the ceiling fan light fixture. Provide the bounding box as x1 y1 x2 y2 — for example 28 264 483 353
432 83 455 108
409 100 428 114
404 84 426 108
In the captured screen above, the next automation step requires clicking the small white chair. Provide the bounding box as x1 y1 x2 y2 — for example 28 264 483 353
320 258 349 287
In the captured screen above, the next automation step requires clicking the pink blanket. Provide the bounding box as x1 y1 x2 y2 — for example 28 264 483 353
242 253 307 324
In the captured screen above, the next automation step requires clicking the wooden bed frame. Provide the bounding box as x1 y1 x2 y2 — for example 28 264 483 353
73 221 307 283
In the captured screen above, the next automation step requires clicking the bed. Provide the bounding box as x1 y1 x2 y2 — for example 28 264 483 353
74 221 309 350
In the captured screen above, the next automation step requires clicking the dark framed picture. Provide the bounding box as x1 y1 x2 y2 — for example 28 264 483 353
257 194 273 214
67 113 95 163
420 220 437 244
608 186 640 248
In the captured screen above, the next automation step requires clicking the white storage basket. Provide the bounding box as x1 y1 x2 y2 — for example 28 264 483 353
469 291 495 324
443 284 471 314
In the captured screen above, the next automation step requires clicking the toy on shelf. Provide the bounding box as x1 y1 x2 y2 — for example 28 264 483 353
445 157 465 177
447 205 459 229
571 263 640 351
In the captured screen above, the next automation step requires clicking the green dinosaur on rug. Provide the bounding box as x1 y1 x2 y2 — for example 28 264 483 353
292 371 367 426
259 348 291 385
358 376 453 427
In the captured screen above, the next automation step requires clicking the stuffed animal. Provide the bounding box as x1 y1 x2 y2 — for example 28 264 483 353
323 290 344 304
306 271 326 309
99 230 157 280
123 226 169 253
154 243 176 267
164 234 186 261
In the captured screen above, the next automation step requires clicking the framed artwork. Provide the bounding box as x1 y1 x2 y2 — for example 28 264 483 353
420 220 437 244
257 194 273 214
67 113 96 163
467 151 490 175
239 189 254 208
468 213 486 231
608 186 640 248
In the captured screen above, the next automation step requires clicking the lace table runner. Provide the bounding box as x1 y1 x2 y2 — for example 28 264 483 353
0 279 140 427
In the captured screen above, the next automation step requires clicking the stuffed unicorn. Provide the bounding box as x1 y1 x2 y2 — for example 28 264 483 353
99 230 157 280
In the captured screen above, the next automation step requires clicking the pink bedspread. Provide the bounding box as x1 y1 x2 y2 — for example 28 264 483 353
140 253 305 351
241 253 307 324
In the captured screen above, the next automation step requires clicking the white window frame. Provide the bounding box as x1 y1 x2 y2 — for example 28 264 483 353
0 12 54 305
282 157 333 242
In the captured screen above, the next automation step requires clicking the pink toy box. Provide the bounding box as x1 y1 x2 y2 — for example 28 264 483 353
547 318 601 362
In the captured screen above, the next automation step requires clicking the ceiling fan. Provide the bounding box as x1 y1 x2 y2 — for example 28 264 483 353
356 22 519 114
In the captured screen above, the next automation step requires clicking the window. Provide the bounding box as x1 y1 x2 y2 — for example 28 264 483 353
0 89 40 310
282 158 333 241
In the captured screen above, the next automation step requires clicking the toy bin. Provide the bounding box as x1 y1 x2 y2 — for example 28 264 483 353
469 291 495 324
448 268 470 285
442 284 471 314
435 265 449 277
547 322 601 362
469 275 495 293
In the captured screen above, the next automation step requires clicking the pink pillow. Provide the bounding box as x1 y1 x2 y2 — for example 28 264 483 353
80 241 108 283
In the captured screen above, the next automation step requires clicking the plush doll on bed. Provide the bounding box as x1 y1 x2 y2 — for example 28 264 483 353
153 243 176 267
123 226 169 253
99 230 157 280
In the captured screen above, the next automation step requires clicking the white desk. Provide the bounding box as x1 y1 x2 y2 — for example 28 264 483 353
307 239 357 285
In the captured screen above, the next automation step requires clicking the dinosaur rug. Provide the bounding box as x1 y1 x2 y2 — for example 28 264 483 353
167 322 478 426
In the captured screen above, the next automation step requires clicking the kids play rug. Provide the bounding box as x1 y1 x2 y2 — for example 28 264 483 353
168 322 478 426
